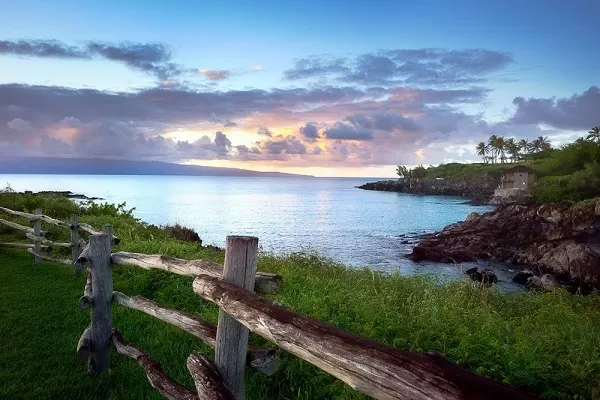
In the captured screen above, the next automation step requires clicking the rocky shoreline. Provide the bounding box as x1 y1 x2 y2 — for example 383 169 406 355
358 178 497 204
407 199 600 288
25 190 104 200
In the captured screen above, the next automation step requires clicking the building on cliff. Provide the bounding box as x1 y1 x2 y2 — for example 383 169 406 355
492 166 537 203
498 165 536 190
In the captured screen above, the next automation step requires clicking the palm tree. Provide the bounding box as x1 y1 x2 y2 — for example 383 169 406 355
504 138 519 162
518 139 529 158
495 136 507 163
487 135 498 163
536 136 551 152
529 138 541 154
587 126 600 143
475 142 490 163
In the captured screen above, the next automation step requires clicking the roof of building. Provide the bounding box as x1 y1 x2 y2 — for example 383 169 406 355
502 165 536 174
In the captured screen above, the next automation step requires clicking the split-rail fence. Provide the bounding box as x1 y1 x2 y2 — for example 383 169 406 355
0 206 539 400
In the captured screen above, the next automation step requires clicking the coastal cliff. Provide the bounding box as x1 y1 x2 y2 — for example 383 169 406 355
408 199 600 286
358 177 498 198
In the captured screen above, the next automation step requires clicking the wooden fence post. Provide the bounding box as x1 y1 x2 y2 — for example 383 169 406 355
33 209 42 263
70 215 81 264
215 236 259 400
87 230 113 374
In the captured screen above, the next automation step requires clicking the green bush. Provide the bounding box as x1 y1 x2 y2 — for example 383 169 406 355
531 162 600 203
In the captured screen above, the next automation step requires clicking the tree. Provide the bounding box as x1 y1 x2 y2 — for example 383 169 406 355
505 138 520 162
488 135 499 163
518 139 529 158
475 142 490 163
396 165 409 179
412 164 427 179
496 136 507 163
587 126 600 143
536 136 552 152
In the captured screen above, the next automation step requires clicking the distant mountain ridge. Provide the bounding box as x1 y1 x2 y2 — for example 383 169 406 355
0 157 313 178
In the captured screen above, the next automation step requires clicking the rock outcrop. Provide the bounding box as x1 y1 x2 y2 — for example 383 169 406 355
407 199 600 285
358 177 497 199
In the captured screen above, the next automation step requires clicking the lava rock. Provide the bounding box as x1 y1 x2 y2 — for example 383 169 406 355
512 269 534 285
408 199 600 286
465 267 498 285
527 274 559 291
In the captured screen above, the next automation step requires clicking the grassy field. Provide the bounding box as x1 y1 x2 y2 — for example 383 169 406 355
2 192 600 399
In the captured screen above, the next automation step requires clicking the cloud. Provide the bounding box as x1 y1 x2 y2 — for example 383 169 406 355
86 42 180 80
283 48 513 86
0 39 181 79
345 112 421 133
0 83 378 127
259 135 307 155
0 39 88 58
299 122 319 141
510 86 600 130
323 122 374 141
283 56 349 80
199 69 231 81
257 126 273 137
6 118 33 131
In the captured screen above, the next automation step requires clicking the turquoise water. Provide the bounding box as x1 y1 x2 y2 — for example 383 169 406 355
1 174 517 287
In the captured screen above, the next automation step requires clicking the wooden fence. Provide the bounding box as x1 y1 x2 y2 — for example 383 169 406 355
0 206 539 400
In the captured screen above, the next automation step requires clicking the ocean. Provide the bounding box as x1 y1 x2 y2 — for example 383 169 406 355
1 174 518 287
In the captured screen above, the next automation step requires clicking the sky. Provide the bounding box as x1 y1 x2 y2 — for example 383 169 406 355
0 0 598 177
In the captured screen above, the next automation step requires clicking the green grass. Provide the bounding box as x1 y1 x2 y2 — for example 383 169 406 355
423 162 508 181
2 193 600 399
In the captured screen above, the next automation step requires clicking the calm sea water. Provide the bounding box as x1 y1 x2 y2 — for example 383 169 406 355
1 174 519 288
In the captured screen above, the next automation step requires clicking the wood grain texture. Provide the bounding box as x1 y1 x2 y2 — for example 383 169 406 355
187 351 235 400
0 206 70 228
215 236 259 400
70 215 81 264
78 271 93 310
0 217 50 238
26 248 71 265
112 330 197 400
33 209 42 263
25 232 71 248
193 275 539 400
73 243 91 276
111 251 280 294
112 291 279 375
77 326 92 357
79 222 120 244
87 233 113 375
0 242 51 251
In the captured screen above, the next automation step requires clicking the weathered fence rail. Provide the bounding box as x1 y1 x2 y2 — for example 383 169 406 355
0 206 120 265
111 252 281 294
0 205 539 400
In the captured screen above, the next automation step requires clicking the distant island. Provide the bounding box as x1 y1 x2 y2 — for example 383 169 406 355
0 157 313 178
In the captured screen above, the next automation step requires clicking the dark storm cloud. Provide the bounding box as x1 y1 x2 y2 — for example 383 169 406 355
0 39 181 79
511 86 600 130
283 48 513 86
